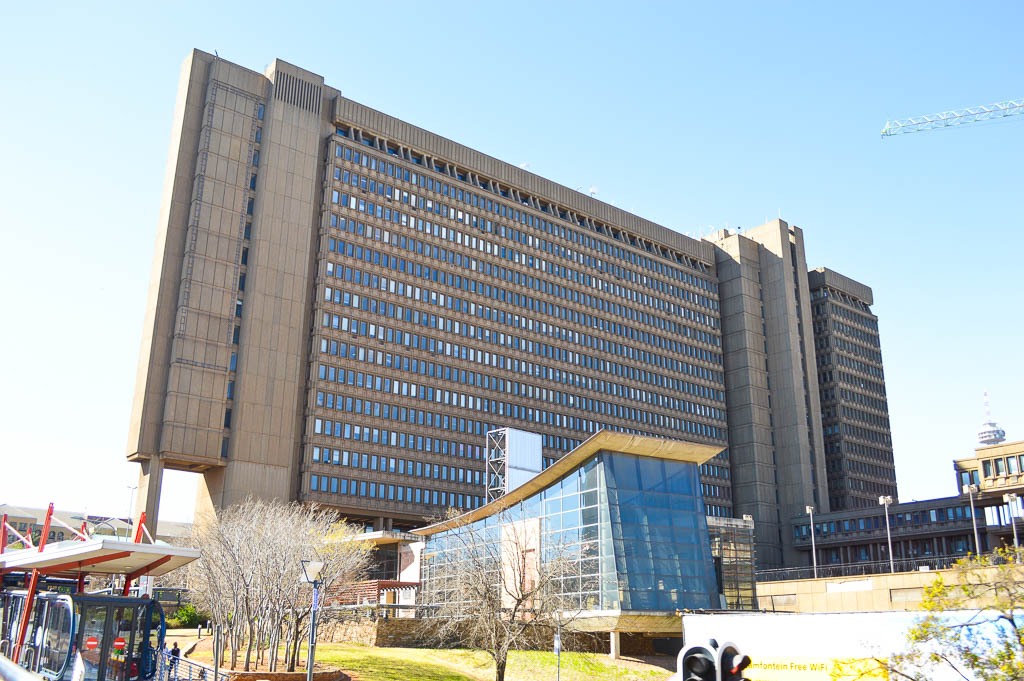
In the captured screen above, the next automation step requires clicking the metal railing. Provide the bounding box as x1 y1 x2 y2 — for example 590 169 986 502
156 650 223 681
756 554 966 582
323 603 422 620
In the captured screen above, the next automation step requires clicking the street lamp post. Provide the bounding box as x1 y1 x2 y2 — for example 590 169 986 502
126 485 138 541
879 496 894 573
963 484 981 555
805 505 818 579
300 560 324 681
1004 493 1020 562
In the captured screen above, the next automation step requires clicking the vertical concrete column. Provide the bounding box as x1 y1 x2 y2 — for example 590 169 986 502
609 631 621 659
134 457 164 536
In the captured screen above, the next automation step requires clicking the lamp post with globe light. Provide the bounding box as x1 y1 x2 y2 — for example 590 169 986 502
806 506 817 579
879 496 894 573
300 559 324 681
1004 493 1020 562
963 484 981 555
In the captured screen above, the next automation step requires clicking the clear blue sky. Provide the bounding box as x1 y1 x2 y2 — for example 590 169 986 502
1 1 1021 522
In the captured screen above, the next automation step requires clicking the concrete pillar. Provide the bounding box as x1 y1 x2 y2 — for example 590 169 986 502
134 457 164 538
609 631 620 660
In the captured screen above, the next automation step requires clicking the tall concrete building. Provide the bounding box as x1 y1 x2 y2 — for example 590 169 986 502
128 50 730 532
127 51 896 569
708 222 829 567
808 269 897 510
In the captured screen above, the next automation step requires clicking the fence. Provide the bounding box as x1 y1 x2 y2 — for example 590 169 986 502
755 554 964 582
156 649 223 681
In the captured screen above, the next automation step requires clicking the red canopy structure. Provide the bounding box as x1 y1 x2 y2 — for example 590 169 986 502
1 504 199 663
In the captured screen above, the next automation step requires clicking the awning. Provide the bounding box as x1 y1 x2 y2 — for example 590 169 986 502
0 538 199 578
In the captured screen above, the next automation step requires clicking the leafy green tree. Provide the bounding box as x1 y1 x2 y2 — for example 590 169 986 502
886 547 1024 680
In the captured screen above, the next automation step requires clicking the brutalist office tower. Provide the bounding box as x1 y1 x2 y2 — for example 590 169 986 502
128 51 892 569
808 268 897 511
128 51 730 532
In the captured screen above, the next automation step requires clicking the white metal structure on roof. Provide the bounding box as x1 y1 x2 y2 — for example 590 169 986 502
0 538 199 578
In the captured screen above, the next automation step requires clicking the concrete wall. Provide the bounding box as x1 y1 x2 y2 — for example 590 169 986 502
756 569 951 613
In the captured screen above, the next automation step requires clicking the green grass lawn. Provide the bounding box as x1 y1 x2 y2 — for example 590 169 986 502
315 645 672 681
316 645 480 681
177 638 673 681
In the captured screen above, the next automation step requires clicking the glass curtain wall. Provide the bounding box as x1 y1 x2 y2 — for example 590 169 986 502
420 451 717 612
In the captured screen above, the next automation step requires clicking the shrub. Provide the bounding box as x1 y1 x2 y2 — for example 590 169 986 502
174 603 208 628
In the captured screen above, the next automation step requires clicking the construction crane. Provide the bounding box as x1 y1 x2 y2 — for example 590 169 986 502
881 97 1024 137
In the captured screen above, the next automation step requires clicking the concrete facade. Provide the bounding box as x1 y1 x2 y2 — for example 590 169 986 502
127 52 893 571
709 221 828 568
128 51 730 531
757 563 1012 613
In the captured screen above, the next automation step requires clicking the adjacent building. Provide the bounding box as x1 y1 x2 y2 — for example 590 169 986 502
778 420 1023 577
808 268 897 510
0 504 190 546
127 50 897 570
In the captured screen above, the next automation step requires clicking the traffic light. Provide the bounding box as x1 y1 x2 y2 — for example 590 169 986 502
680 643 717 681
716 641 751 681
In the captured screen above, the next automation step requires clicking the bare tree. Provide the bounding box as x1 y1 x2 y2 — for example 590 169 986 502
186 498 372 671
420 509 582 681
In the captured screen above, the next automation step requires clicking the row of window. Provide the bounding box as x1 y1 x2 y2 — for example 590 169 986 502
812 299 878 332
326 215 720 357
315 319 726 440
833 387 888 413
330 173 719 322
312 364 723 444
958 469 980 488
982 455 1024 478
835 457 896 482
831 371 887 397
329 190 721 332
819 335 882 364
824 421 892 445
323 243 724 402
818 352 886 380
796 504 975 538
223 106 263 444
319 291 724 422
313 415 489 452
835 476 898 495
829 439 894 463
323 237 725 391
312 445 482 484
828 405 891 429
332 141 717 293
309 473 482 509
829 319 881 349
3 529 66 543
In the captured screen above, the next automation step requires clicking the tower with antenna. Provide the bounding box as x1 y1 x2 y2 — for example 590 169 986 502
978 392 1007 446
